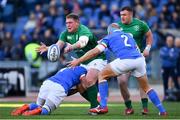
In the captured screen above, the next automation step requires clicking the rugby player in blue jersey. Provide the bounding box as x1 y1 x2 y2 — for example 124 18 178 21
68 23 167 116
11 66 87 116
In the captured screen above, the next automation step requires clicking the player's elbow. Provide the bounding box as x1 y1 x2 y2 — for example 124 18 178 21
78 36 89 48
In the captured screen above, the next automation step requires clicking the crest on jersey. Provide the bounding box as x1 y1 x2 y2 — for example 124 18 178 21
134 25 140 31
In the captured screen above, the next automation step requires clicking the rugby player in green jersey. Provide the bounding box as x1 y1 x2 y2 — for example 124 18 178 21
36 13 107 115
117 6 153 115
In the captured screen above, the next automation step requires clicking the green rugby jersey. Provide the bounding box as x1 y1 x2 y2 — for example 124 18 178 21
59 24 105 64
118 18 149 52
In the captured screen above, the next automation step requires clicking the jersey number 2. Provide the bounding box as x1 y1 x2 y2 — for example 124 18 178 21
121 35 131 47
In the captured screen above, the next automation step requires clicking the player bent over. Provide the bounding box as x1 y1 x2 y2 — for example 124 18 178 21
68 23 167 116
11 66 87 116
36 13 107 114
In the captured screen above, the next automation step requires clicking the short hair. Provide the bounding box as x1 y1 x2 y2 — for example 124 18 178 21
107 23 120 34
121 6 133 12
66 13 79 21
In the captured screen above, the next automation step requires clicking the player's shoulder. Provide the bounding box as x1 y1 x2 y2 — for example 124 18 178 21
79 24 91 32
78 24 92 36
60 29 68 36
74 66 87 73
133 18 143 22
133 18 147 25
117 21 123 26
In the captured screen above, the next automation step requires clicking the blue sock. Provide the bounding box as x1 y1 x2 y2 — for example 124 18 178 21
147 89 166 113
29 103 39 110
99 81 108 108
41 108 49 115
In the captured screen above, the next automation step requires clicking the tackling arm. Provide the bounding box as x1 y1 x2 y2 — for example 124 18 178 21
68 47 102 67
78 47 101 63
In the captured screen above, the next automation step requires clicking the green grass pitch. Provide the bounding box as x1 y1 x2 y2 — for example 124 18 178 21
0 102 179 119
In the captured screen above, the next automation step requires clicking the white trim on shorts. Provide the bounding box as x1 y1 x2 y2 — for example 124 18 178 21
109 57 146 77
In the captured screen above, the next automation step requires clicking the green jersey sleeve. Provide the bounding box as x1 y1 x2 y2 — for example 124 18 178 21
78 26 93 39
59 30 67 42
141 21 150 34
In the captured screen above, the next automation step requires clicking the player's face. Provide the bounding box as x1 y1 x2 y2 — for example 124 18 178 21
66 18 79 33
120 10 132 24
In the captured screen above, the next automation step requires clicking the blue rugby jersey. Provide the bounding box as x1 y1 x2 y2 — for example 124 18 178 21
100 30 142 59
48 66 87 93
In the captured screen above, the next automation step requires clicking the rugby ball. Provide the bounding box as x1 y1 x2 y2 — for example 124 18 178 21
47 44 60 62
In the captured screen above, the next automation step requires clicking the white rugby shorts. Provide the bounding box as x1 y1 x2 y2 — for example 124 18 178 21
110 57 146 77
37 80 67 108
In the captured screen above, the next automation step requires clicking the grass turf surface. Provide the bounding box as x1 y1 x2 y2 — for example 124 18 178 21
0 102 179 119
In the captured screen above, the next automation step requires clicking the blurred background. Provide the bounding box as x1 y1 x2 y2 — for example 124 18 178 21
0 0 180 101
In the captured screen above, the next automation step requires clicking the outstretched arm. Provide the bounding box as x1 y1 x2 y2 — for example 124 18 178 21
68 47 102 67
36 40 65 54
35 42 48 54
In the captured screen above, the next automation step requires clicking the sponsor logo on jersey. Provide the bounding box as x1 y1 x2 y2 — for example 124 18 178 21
67 36 72 40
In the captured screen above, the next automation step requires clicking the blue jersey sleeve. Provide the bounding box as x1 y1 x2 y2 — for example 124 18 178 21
100 36 110 48
75 66 87 78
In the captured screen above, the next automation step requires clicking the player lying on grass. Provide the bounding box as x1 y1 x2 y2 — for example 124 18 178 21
11 66 87 116
68 23 167 116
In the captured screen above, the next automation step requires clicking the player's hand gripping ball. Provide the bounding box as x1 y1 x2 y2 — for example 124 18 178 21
47 44 60 62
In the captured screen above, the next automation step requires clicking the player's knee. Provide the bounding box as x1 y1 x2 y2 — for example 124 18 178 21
119 79 126 86
86 78 97 87
117 75 129 83
85 75 97 87
98 72 108 81
78 83 93 92
144 86 151 93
